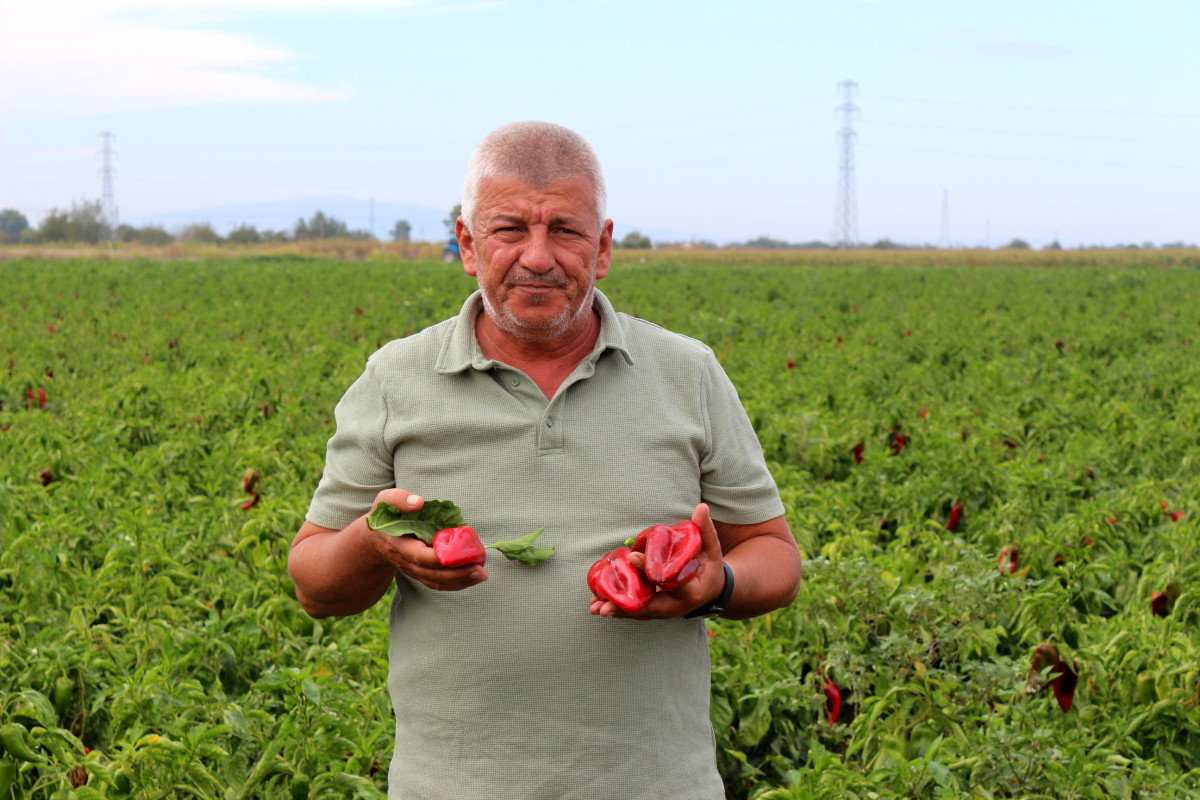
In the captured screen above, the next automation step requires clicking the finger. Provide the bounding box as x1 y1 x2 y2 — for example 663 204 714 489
691 503 723 558
420 567 489 591
374 488 424 513
382 532 489 589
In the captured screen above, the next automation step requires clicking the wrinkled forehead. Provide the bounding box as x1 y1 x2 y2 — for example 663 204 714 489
475 174 601 225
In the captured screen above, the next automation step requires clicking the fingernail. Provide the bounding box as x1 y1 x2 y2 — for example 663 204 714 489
408 494 422 505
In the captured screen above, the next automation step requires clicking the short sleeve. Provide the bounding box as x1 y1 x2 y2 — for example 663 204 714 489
697 353 786 525
306 361 395 530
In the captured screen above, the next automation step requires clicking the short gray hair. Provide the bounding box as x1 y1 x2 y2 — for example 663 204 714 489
461 121 607 230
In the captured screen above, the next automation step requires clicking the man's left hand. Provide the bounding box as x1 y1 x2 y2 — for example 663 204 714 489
588 503 727 619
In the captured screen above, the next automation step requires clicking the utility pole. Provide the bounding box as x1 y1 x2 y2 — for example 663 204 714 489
98 132 118 238
940 189 951 248
832 80 859 248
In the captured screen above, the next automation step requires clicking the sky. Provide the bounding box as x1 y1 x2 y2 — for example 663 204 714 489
1 0 1198 248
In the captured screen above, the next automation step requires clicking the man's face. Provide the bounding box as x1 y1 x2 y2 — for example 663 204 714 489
458 173 613 346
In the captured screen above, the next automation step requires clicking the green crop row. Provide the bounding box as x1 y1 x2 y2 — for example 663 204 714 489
2 254 1199 799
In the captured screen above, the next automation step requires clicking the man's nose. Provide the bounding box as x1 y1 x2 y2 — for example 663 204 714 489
520 227 556 272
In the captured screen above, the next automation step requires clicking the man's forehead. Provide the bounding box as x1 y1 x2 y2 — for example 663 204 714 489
475 173 598 219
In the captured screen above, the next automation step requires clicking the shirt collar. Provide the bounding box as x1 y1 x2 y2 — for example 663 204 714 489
435 288 634 375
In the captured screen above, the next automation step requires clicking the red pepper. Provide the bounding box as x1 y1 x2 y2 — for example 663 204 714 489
945 504 963 531
631 521 702 589
1027 643 1060 693
1151 582 1181 617
851 442 864 464
1052 660 1079 712
1026 643 1078 712
1162 500 1185 522
998 545 1019 575
587 547 654 613
431 527 487 567
822 679 842 725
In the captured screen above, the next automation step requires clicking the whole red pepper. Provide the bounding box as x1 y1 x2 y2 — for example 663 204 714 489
998 544 1019 575
945 504 963 532
1052 660 1079 712
431 526 487 567
631 521 702 590
823 678 842 725
587 547 655 613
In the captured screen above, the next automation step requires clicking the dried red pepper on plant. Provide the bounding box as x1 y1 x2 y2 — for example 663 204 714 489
823 678 842 725
1026 643 1078 712
1151 583 1181 617
1162 500 1185 522
1052 661 1079 712
998 545 1019 575
945 504 963 532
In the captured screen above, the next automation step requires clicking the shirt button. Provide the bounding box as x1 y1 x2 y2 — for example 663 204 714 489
545 419 553 427
510 377 520 386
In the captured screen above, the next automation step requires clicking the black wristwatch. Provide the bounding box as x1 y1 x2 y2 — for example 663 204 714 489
684 562 734 619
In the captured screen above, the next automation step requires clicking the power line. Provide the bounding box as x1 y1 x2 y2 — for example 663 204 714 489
860 93 1200 120
833 80 859 248
860 143 1200 172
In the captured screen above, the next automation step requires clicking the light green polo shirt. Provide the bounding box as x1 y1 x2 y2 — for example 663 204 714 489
307 288 785 800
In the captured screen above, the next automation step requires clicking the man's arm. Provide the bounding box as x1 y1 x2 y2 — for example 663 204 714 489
589 503 802 620
712 511 802 620
288 490 490 619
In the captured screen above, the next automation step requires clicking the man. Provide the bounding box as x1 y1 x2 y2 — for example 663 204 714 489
288 121 802 799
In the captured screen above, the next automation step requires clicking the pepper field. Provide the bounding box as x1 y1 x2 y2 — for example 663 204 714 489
2 249 1200 799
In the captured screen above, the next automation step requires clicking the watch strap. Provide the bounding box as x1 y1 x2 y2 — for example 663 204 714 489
684 561 734 619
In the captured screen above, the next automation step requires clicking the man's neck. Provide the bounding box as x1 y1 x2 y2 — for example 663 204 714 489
475 308 602 399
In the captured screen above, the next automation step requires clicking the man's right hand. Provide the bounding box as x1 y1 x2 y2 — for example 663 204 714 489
288 488 489 619
363 490 491 592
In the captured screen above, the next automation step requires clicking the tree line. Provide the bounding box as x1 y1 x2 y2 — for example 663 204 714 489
3 201 1194 251
0 202 418 246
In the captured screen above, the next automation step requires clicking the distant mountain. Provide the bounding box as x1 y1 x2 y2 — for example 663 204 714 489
122 194 727 246
123 196 453 241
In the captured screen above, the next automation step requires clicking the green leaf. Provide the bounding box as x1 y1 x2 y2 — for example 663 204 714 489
14 690 57 729
738 696 772 748
301 678 321 706
487 527 555 566
365 499 465 545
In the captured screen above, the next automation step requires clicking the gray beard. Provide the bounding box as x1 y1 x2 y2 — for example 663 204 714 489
478 279 595 345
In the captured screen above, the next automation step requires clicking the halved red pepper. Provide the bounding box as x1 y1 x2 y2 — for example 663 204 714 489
431 526 487 567
631 521 702 589
588 547 655 613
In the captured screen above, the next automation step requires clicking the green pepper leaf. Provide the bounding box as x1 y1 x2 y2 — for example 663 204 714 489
488 527 555 566
366 499 466 545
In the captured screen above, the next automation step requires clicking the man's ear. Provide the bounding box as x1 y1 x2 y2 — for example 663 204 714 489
456 216 476 276
595 219 614 280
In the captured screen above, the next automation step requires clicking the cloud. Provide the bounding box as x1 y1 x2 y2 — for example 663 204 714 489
923 28 1072 60
0 0 424 122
